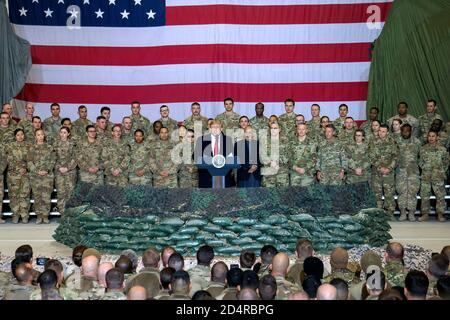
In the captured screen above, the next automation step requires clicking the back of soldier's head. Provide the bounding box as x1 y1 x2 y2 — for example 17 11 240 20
441 246 450 262
227 268 243 288
171 270 190 294
405 270 429 299
160 267 175 290
106 268 124 290
317 283 338 300
15 244 33 263
15 263 33 284
378 289 404 300
303 256 324 280
11 258 27 280
260 245 278 265
296 239 313 260
161 246 176 267
329 278 349 300
271 252 290 275
258 275 277 300
44 259 63 275
211 261 228 283
192 290 214 300
72 245 87 267
82 255 100 277
238 288 259 300
115 255 133 274
98 262 114 285
142 247 160 268
196 245 214 266
168 252 185 271
127 285 147 300
436 275 450 300
121 249 139 272
302 275 321 299
428 254 449 278
330 247 349 270
240 250 256 269
386 242 404 261
240 270 259 290
38 269 58 290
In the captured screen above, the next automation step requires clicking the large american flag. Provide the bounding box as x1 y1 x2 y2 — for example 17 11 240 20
9 0 392 123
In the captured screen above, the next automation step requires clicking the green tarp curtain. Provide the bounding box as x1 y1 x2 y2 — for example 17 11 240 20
367 0 450 122
0 0 31 104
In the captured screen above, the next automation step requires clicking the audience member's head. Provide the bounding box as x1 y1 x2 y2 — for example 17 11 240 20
15 245 33 263
360 250 382 275
161 246 176 268
142 247 160 269
98 262 114 287
240 270 259 290
82 248 102 261
227 268 243 288
303 256 324 281
168 252 185 271
240 250 256 269
302 275 321 299
330 278 349 300
44 259 64 286
82 255 100 279
160 267 175 290
271 252 290 277
427 254 449 280
127 286 147 300
258 275 277 300
72 245 88 267
436 275 450 300
38 269 58 291
404 270 429 300
260 245 278 266
378 289 404 300
192 290 214 300
330 247 349 270
105 268 125 290
170 270 191 295
115 255 133 274
196 245 214 266
121 249 139 273
316 283 338 300
441 245 450 262
15 263 34 285
211 261 228 283
385 242 404 263
288 291 310 300
238 288 259 300
295 239 314 261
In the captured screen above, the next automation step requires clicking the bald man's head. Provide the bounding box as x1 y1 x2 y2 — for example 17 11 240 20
115 256 133 274
15 263 33 284
127 286 147 300
238 288 259 300
161 246 176 268
386 242 404 262
271 253 290 276
211 262 228 283
82 255 100 279
98 262 114 287
288 291 309 300
317 284 338 300
330 247 349 270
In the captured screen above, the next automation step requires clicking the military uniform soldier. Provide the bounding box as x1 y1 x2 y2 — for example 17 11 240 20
345 129 371 184
338 117 356 145
17 103 35 142
387 102 419 138
368 124 399 218
101 125 131 187
308 104 322 140
94 116 110 143
100 106 115 132
250 102 269 133
178 131 198 188
158 105 179 132
183 102 209 133
150 127 179 188
27 129 56 224
54 127 77 215
43 103 62 142
278 99 297 142
215 97 241 132
260 122 290 187
290 123 317 187
0 143 7 223
396 124 420 222
418 130 449 222
360 107 379 137
418 99 443 143
333 104 349 135
75 125 104 185
129 130 153 186
0 112 16 144
316 125 347 185
121 116 135 145
72 105 93 139
6 129 31 223
130 101 152 135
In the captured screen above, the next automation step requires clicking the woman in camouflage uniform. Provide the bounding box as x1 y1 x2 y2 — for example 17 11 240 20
366 120 381 145
345 129 371 184
54 126 77 215
129 129 153 186
6 129 31 223
390 119 403 144
101 125 130 187
27 129 56 224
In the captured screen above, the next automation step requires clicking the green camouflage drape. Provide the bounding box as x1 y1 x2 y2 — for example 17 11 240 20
367 0 450 122
0 0 31 104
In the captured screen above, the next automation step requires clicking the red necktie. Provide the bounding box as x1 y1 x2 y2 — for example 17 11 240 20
213 137 218 156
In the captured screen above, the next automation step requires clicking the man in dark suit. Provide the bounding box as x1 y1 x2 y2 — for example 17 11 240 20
194 120 235 188
234 126 261 187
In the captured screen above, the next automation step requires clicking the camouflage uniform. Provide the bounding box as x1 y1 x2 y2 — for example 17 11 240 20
308 117 322 139
387 114 419 138
0 144 7 221
101 290 127 300
0 125 15 144
101 139 130 187
256 263 271 278
278 112 297 142
131 114 152 135
369 137 398 216
323 268 359 286
418 113 443 143
360 120 374 137
215 111 241 132
6 141 31 221
391 132 402 145
290 136 317 187
184 115 209 133
3 283 35 300
150 139 179 187
205 281 226 298
188 264 210 291
17 118 34 143
30 286 80 300
72 118 93 140
178 141 198 188
286 261 304 287
95 128 110 144
106 120 115 133
250 115 269 132
43 116 62 142
75 139 104 185
260 135 291 187
345 142 371 184
128 141 153 185
338 129 356 145
121 129 135 146
418 143 449 221
384 261 407 287
27 142 56 220
54 139 77 214
274 275 301 300
216 287 238 300
158 117 179 132
316 138 347 185
78 276 105 300
396 136 421 220
333 117 346 135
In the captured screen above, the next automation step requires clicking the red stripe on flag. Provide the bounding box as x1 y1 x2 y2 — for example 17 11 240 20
166 3 392 25
31 43 372 66
17 82 368 104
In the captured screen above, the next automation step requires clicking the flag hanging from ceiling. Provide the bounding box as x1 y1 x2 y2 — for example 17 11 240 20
9 0 392 123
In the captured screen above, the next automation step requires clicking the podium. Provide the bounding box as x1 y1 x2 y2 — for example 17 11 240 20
196 155 240 189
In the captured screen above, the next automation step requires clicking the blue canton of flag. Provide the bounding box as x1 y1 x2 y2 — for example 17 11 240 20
8 0 166 27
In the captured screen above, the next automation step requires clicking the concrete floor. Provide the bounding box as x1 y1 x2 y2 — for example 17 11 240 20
0 219 449 257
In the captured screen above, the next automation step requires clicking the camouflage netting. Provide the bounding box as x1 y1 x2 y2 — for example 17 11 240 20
53 182 392 256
